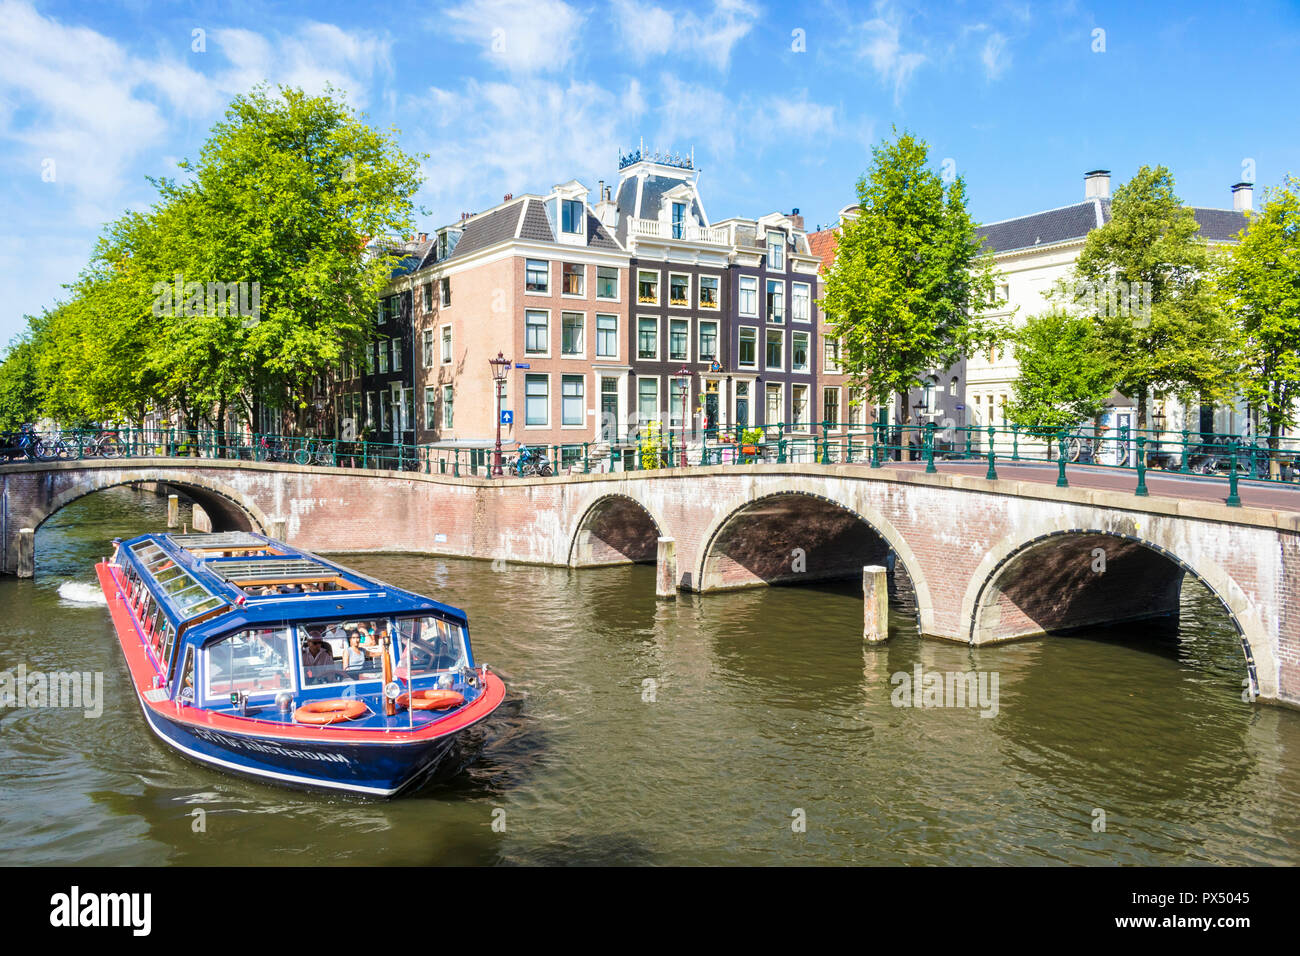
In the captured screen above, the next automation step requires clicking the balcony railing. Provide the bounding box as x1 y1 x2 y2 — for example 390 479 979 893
630 218 729 245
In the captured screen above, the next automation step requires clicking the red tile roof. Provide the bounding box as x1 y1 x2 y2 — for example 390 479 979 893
807 228 839 274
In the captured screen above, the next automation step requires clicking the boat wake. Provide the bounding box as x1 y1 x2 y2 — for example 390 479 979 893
57 581 107 606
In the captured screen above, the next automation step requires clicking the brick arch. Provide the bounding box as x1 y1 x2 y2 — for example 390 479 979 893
567 492 666 567
691 489 936 633
959 527 1275 700
33 469 269 538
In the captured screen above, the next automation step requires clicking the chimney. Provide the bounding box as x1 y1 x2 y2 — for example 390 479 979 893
1232 181 1253 212
504 193 513 202
1085 169 1111 200
789 208 804 230
417 232 428 242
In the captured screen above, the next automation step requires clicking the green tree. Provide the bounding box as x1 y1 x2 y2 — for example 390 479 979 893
0 331 43 430
1073 165 1238 427
1218 175 1300 470
1007 309 1116 453
150 85 424 434
821 130 1003 435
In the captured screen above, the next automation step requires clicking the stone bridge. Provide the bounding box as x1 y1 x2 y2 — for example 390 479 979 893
3 457 1297 706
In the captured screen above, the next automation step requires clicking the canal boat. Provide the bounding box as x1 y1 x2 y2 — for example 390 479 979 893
94 531 505 796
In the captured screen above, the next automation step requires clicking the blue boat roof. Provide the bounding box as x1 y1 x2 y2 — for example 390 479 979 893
116 531 468 648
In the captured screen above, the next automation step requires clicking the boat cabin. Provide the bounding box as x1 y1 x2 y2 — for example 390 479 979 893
112 532 477 726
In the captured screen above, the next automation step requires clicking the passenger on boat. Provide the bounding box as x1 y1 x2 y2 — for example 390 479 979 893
301 635 337 684
343 634 366 674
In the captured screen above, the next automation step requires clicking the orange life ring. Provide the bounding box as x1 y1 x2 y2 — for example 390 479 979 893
293 698 368 724
397 689 465 711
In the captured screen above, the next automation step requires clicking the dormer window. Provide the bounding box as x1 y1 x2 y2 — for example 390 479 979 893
767 233 785 270
561 199 584 235
672 202 686 239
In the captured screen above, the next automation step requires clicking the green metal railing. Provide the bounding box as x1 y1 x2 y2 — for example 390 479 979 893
7 421 1296 505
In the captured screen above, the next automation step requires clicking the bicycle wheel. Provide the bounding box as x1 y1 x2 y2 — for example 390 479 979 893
293 447 311 465
1066 438 1082 462
100 437 123 459
539 463 553 477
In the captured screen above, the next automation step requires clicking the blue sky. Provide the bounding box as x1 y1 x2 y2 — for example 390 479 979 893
2 0 1298 346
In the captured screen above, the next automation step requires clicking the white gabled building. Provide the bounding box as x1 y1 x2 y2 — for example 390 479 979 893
969 170 1252 456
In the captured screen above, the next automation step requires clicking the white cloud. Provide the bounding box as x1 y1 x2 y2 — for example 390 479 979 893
981 31 1010 79
411 76 645 211
443 0 585 73
612 0 760 72
856 15 926 105
211 23 391 107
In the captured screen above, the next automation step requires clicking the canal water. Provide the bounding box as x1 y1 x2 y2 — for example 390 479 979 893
2 486 1298 865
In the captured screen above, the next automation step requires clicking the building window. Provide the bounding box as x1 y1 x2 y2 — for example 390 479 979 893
424 387 436 429
563 263 584 296
366 344 375 375
739 276 757 316
738 326 757 368
378 343 389 374
561 199 584 235
440 277 451 307
698 321 718 363
766 329 783 370
672 201 686 239
792 283 810 322
391 338 402 372
421 283 432 312
792 332 809 372
669 319 689 361
422 329 434 368
596 266 618 299
562 312 584 356
366 392 375 427
562 375 584 426
526 310 548 354
441 325 452 364
638 316 658 360
767 233 785 270
596 314 617 358
637 377 659 429
849 388 865 427
766 383 782 425
525 374 549 426
699 274 719 310
526 259 549 293
638 270 659 304
823 387 840 425
950 376 959 396
669 273 690 307
823 336 840 372
442 385 454 428
791 385 809 429
766 280 785 323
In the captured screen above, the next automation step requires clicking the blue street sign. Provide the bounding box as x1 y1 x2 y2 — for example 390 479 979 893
514 363 530 369
500 410 514 425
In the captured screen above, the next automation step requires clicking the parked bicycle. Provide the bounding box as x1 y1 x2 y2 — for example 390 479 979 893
511 444 553 477
0 423 50 461
292 439 336 466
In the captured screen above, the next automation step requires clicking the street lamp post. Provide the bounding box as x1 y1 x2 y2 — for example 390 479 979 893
676 367 690 467
489 351 511 477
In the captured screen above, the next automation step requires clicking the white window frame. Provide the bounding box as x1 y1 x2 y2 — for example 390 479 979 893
698 319 719 365
424 386 437 429
739 275 758 316
525 309 551 358
765 383 784 427
791 383 810 432
524 373 551 428
637 269 660 306
636 376 660 431
560 374 586 429
525 259 550 296
441 324 452 365
561 262 586 298
767 233 785 271
442 384 454 429
422 329 434 369
668 272 692 310
791 331 810 372
823 335 841 373
596 266 620 302
823 386 842 429
698 273 720 311
767 279 785 323
792 282 811 323
595 313 619 360
738 325 758 369
668 317 691 363
765 328 784 371
561 311 586 358
637 315 659 361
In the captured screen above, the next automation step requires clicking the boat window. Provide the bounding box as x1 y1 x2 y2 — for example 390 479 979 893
297 620 388 686
177 648 196 704
393 617 469 679
205 627 294 702
162 624 177 670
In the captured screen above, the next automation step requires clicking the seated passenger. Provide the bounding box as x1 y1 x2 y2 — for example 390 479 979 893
301 635 336 684
343 634 366 674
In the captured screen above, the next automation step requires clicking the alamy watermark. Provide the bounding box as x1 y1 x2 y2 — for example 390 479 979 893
1 664 103 718
151 273 261 327
890 664 999 718
1056 278 1153 327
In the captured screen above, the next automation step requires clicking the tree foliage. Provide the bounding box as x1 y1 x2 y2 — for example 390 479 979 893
820 130 1003 423
1007 309 1116 439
